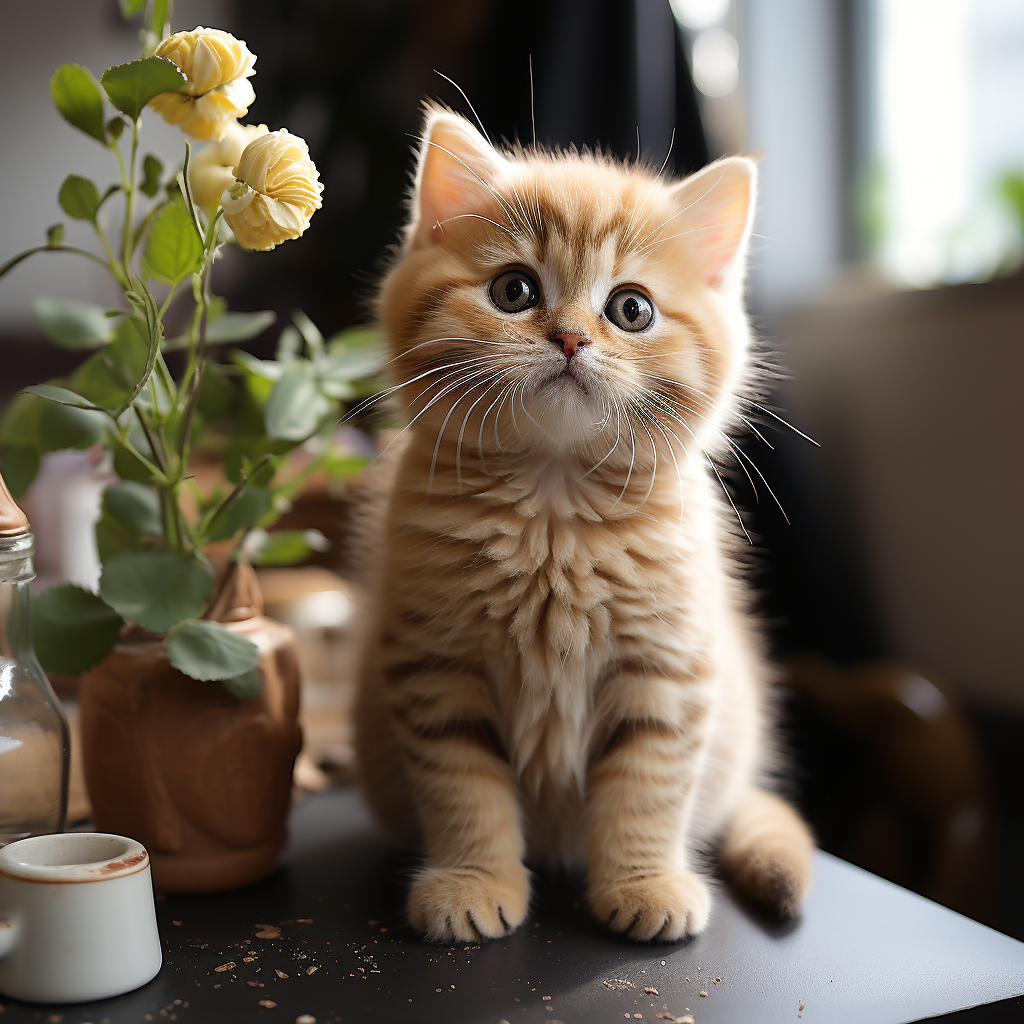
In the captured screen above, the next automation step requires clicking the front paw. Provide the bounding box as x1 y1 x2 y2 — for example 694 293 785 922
589 868 711 942
408 862 531 942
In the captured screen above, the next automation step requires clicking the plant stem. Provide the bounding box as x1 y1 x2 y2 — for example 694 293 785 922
178 252 214 466
122 120 140 280
133 407 165 474
91 223 125 288
200 454 272 537
0 244 120 280
156 282 178 322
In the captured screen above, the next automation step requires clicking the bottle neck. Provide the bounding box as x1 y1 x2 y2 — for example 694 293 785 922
0 534 35 662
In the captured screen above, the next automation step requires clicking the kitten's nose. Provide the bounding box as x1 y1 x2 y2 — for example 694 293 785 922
551 333 590 358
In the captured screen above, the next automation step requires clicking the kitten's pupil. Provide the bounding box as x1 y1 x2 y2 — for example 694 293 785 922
505 279 524 304
623 296 640 323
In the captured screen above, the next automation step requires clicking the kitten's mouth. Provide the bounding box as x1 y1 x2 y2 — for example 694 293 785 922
548 365 589 395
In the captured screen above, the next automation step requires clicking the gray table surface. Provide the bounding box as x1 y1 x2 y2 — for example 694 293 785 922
1 788 1022 1024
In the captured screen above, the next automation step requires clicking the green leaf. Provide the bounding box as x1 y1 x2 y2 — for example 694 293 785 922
58 174 101 222
32 584 123 675
72 316 148 409
204 487 272 542
320 330 387 382
231 349 285 381
163 310 277 351
46 223 65 247
33 296 114 350
0 446 40 498
118 0 147 16
21 384 100 411
140 154 163 198
38 402 105 451
116 277 163 416
322 453 372 480
142 199 203 284
95 507 142 561
248 457 279 489
1 392 44 447
291 309 324 358
244 528 329 567
103 481 162 537
100 549 213 632
33 297 114 349
197 368 234 421
265 363 334 441
221 668 263 699
166 619 261 682
99 184 122 211
208 311 277 343
106 116 129 141
50 64 106 144
111 435 158 484
276 325 302 360
101 56 187 122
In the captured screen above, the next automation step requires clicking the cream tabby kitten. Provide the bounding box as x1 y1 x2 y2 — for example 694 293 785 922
354 104 814 943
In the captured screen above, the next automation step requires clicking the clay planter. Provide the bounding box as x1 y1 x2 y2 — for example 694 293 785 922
78 563 302 894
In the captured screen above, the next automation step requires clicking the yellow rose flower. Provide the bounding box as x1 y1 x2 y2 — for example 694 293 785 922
188 122 269 208
148 27 256 142
221 130 324 251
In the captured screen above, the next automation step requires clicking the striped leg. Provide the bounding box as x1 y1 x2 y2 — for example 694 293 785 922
585 668 714 942
389 657 531 943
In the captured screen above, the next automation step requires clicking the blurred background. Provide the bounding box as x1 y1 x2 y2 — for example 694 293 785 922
1 0 1021 939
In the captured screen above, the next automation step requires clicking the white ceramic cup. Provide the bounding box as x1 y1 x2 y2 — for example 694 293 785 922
0 832 162 1003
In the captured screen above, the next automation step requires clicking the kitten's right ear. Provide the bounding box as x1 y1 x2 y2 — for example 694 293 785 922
407 106 506 249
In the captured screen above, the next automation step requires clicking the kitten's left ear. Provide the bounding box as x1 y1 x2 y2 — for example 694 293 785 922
407 106 507 249
670 156 757 289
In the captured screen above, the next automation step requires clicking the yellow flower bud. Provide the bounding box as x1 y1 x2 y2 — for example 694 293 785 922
148 27 257 142
221 130 323 251
188 122 269 208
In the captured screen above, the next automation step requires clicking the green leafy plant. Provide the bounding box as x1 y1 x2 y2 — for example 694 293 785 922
0 5 385 694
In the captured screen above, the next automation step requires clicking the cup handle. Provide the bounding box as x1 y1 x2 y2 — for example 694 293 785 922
0 916 18 959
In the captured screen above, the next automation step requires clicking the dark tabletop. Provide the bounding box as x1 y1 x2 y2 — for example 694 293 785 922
1 788 1022 1024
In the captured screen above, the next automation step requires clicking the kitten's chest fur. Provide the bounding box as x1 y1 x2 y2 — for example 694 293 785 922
388 456 713 804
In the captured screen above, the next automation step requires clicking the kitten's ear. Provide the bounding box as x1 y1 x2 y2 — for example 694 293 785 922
408 107 506 248
670 156 757 288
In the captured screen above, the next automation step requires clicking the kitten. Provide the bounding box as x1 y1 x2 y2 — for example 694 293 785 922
354 104 814 943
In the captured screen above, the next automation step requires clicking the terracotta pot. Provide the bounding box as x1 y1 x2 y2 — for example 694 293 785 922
78 562 302 893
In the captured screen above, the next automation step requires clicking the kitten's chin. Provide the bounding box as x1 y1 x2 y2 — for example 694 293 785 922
526 381 610 454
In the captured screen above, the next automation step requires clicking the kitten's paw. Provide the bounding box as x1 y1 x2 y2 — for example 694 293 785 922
589 868 711 942
408 862 531 943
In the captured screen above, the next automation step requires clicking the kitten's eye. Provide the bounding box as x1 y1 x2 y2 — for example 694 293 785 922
605 289 654 332
489 270 540 313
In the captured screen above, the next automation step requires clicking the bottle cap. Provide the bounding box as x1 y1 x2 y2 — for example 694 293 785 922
0 469 30 536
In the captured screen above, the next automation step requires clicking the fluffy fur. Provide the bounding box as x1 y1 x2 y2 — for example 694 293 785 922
354 105 814 944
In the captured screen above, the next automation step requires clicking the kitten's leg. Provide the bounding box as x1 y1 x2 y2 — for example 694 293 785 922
391 665 530 943
354 671 419 844
586 670 714 942
719 786 814 918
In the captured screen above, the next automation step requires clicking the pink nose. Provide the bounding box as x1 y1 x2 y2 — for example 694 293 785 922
551 333 590 358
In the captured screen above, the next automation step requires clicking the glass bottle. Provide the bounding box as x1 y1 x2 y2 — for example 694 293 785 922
0 472 69 845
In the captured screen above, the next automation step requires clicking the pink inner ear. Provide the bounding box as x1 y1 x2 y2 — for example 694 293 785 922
673 160 755 285
415 116 505 243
